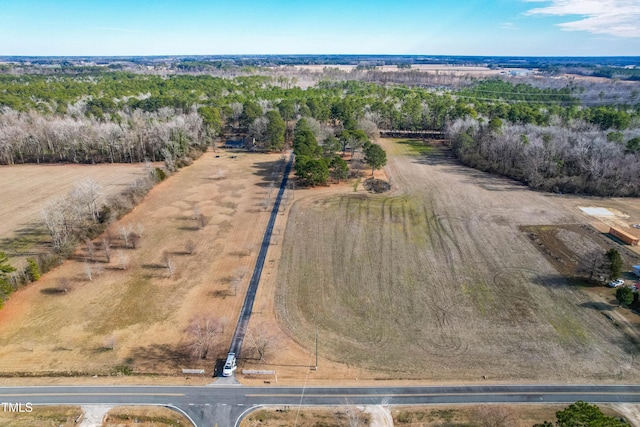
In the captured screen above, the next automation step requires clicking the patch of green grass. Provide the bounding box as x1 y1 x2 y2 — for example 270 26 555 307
462 281 493 315
396 139 433 155
549 313 588 345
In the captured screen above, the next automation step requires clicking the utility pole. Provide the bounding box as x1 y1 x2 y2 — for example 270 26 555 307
315 325 318 371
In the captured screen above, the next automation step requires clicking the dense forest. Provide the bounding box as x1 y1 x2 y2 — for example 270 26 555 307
0 65 639 195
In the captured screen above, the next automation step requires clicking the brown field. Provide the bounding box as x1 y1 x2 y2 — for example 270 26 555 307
240 406 370 427
0 150 281 376
104 406 192 426
0 405 190 426
240 403 633 427
0 163 152 263
265 138 640 383
391 404 628 426
0 405 82 426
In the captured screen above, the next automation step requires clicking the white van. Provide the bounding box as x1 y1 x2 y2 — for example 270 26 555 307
222 353 237 377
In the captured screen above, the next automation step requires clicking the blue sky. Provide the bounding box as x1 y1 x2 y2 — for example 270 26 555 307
1 0 639 56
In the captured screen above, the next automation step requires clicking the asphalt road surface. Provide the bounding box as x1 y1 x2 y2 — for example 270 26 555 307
228 152 294 357
2 384 640 426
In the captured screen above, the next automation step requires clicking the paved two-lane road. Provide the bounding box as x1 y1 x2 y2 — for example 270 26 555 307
2 384 640 426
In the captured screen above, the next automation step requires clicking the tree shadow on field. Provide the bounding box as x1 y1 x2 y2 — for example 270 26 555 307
0 223 48 257
411 146 458 167
530 273 573 289
411 147 529 192
40 287 70 295
252 160 287 189
141 263 165 269
127 344 193 372
579 301 615 311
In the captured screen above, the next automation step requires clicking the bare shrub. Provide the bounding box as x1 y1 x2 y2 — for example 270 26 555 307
185 239 196 255
471 405 516 427
163 251 176 278
117 250 130 271
56 277 71 293
197 213 207 229
103 334 116 351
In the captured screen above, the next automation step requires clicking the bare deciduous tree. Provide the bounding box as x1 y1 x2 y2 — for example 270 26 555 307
119 225 130 248
471 405 516 427
117 250 130 271
185 239 196 255
102 237 111 263
186 317 220 359
85 238 95 261
247 325 277 362
84 261 93 282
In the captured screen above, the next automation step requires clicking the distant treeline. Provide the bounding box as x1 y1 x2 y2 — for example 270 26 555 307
1 70 639 196
2 54 639 68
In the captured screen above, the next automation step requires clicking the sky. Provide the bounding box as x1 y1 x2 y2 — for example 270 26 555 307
1 0 639 56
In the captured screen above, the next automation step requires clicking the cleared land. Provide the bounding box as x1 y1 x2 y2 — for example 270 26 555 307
272 138 640 382
0 150 281 375
0 163 152 262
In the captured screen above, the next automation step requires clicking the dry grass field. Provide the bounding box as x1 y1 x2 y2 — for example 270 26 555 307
272 138 640 382
0 163 152 263
0 405 190 426
0 405 82 426
391 404 628 426
240 406 370 427
104 406 192 426
0 150 282 375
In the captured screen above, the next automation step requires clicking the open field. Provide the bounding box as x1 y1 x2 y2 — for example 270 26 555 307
0 405 191 426
0 405 82 426
0 163 152 263
240 406 370 427
391 404 630 426
271 138 640 382
104 406 192 426
0 150 281 375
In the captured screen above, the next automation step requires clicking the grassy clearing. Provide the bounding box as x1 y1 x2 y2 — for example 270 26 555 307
395 139 433 155
0 406 82 427
275 139 639 382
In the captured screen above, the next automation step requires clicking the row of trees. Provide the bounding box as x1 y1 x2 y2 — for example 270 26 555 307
447 118 640 196
0 107 207 165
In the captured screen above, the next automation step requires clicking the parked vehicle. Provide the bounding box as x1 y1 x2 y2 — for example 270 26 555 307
222 352 237 377
607 279 625 288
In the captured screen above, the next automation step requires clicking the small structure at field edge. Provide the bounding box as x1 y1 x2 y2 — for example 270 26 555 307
609 227 639 245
